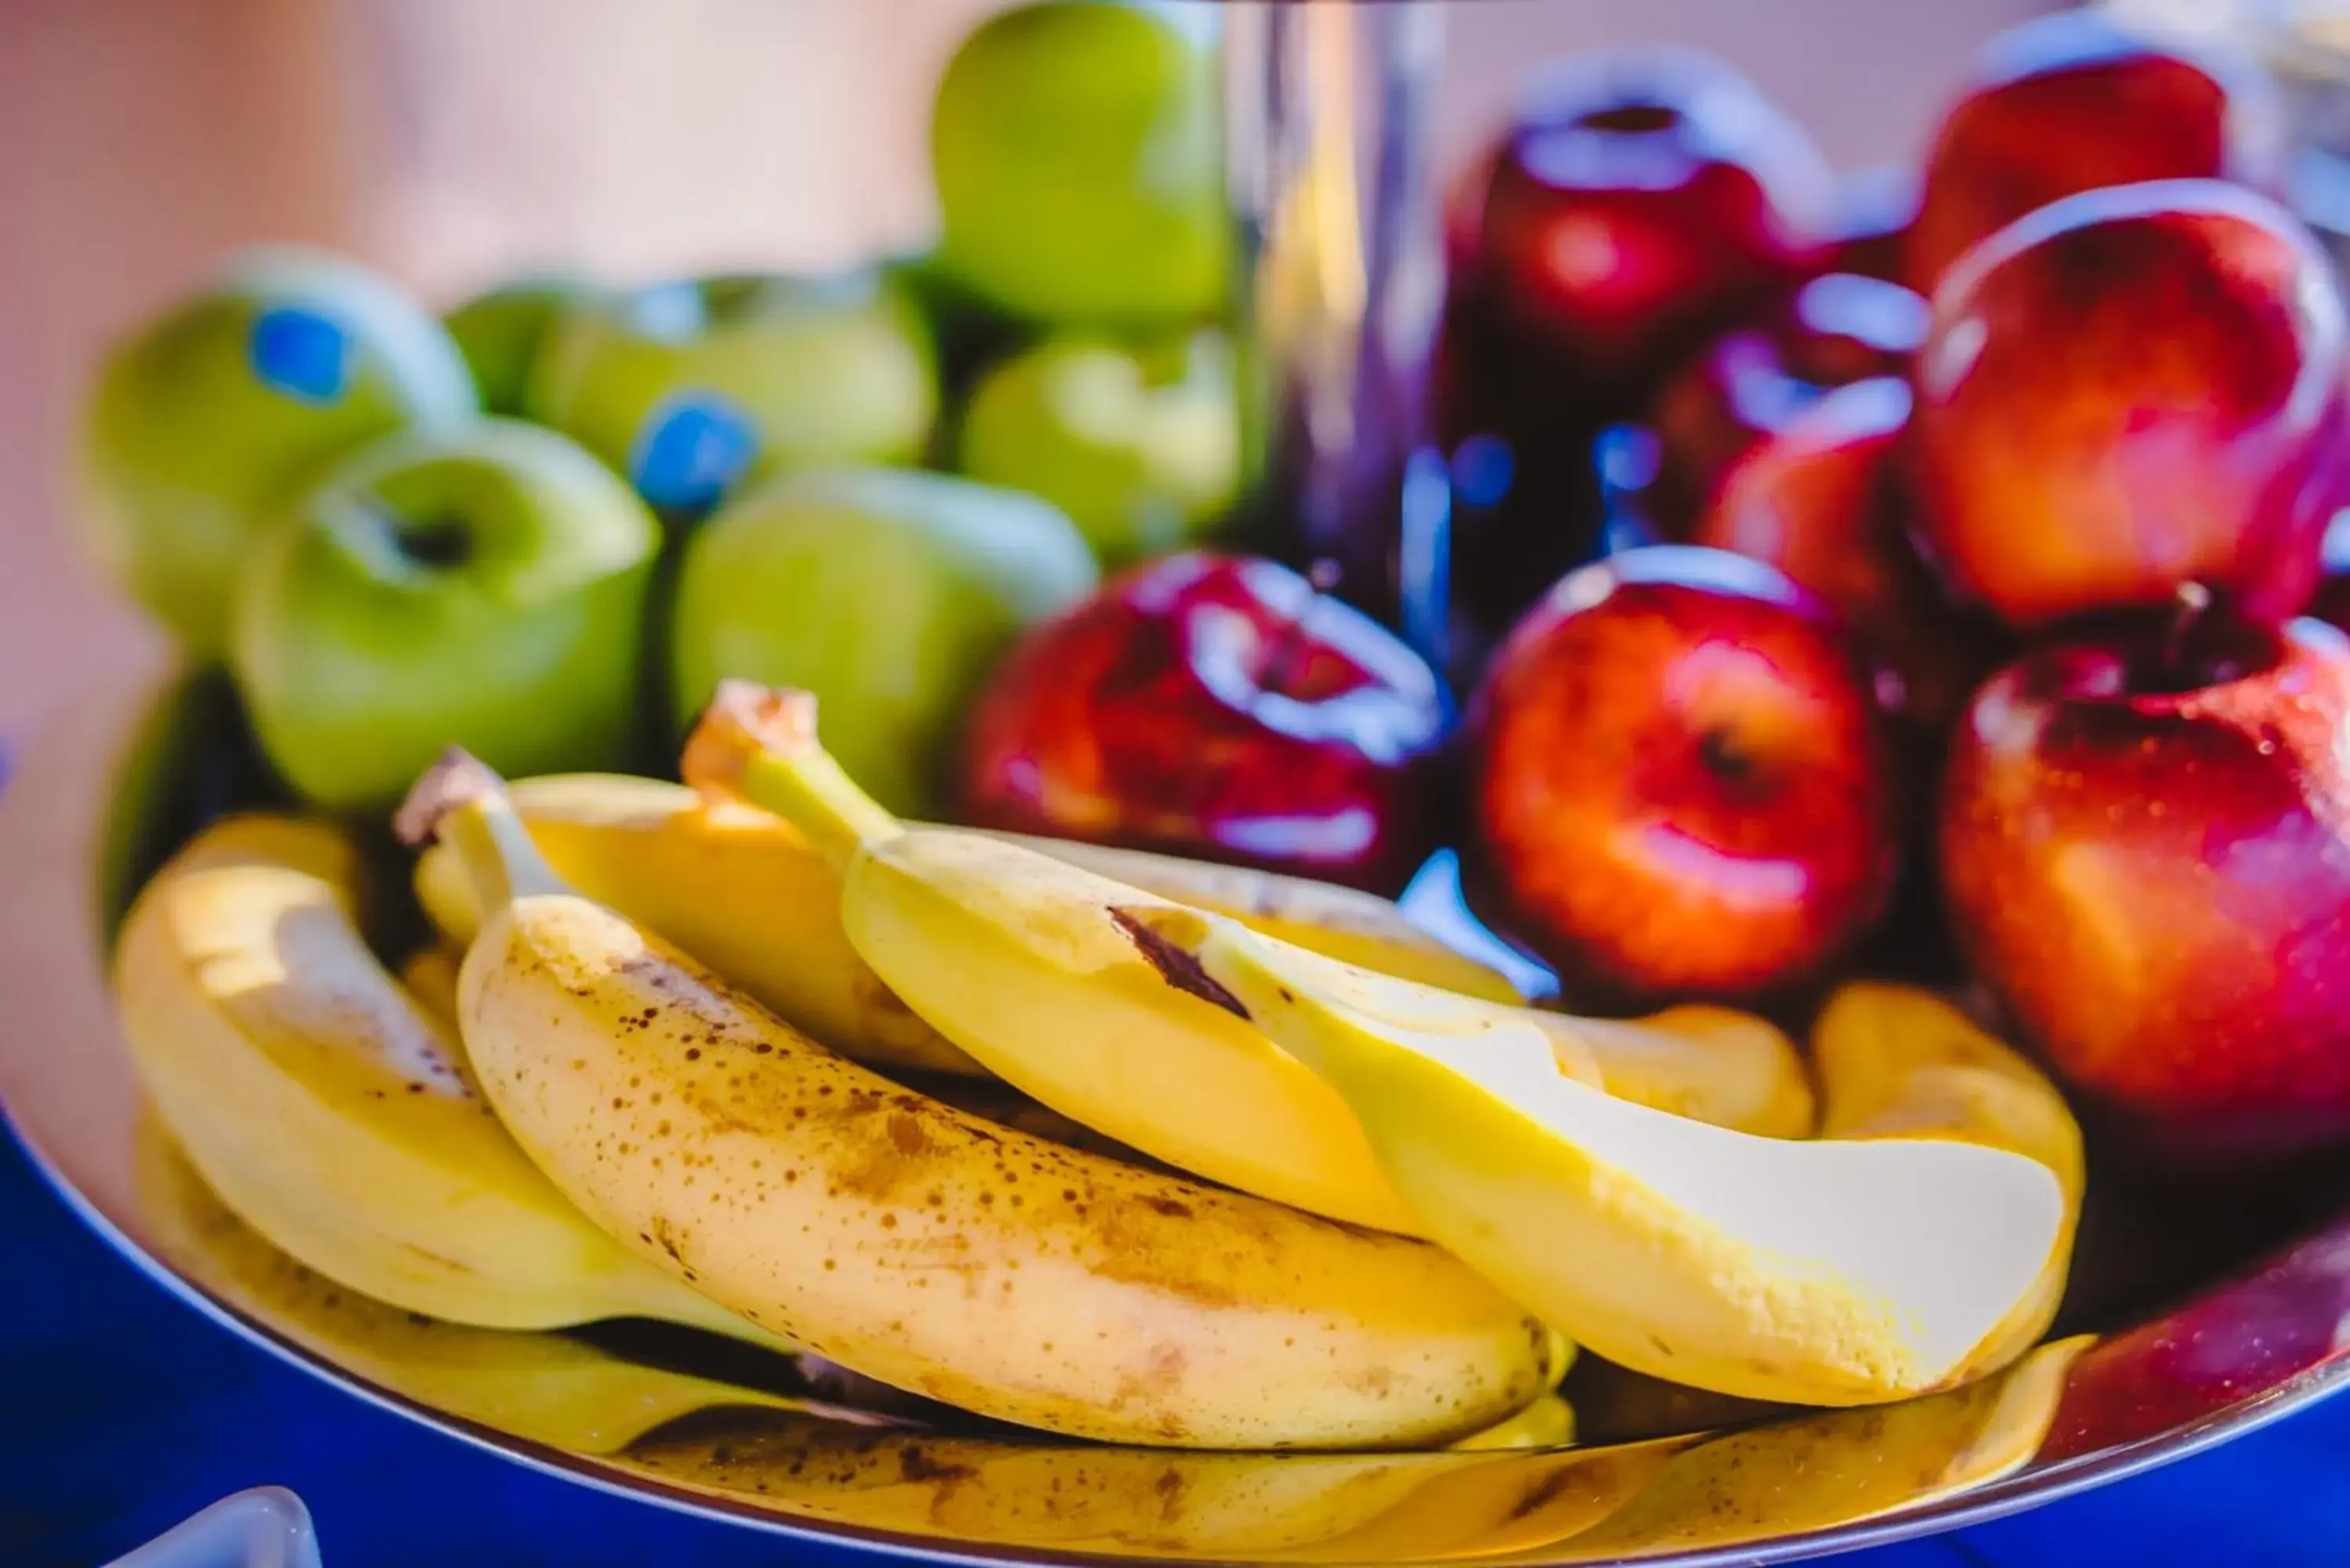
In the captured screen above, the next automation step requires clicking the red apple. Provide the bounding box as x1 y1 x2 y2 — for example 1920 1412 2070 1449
1911 179 2350 633
1466 544 1896 1004
1943 607 2350 1163
1645 270 1928 537
1906 10 2287 290
1695 377 2004 734
1824 165 1918 284
1447 48 1834 432
956 551 1448 893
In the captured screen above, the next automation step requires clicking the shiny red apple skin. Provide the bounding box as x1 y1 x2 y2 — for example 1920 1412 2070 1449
956 551 1448 894
1646 270 1928 537
1906 10 2287 290
1695 377 2005 735
1466 544 1896 1005
1911 179 2350 633
1942 612 2350 1164
1447 48 1834 433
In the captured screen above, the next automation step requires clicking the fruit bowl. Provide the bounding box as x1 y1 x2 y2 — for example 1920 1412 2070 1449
10 661 2350 1567
25 1 2350 1558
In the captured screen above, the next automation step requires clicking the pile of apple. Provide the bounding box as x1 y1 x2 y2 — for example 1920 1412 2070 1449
80 1 1236 825
1446 9 2350 1170
74 2 2350 1179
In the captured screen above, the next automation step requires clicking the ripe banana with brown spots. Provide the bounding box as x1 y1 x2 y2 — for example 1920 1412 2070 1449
396 749 1564 1449
110 813 793 1348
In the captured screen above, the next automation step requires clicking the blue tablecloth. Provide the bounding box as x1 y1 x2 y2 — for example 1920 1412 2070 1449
5 1128 2346 1568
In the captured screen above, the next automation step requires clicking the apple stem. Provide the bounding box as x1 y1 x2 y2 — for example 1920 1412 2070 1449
681 680 902 870
392 747 565 912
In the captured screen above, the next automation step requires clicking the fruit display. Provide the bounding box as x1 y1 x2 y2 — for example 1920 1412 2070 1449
60 0 2350 1547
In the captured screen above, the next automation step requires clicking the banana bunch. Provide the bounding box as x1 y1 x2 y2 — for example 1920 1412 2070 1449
672 682 2084 1411
110 814 798 1350
111 662 2085 1468
395 751 1565 1449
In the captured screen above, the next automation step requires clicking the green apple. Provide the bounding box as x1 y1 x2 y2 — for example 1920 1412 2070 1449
230 418 660 811
80 247 477 654
670 466 1098 814
932 1 1227 327
956 328 1239 565
445 273 596 417
530 270 938 518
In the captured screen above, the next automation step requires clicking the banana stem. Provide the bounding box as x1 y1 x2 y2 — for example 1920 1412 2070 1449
680 680 902 872
393 748 566 912
737 746 901 871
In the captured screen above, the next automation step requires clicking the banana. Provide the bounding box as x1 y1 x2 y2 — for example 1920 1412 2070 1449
1546 1335 2091 1563
396 749 1563 1449
616 1414 1677 1561
677 685 1812 1234
112 814 796 1349
412 773 1522 1080
1813 981 2085 1382
618 1336 2079 1566
1123 905 2070 1408
132 1118 838 1456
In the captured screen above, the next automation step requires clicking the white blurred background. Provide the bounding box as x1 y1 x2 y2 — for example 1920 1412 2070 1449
0 0 2055 739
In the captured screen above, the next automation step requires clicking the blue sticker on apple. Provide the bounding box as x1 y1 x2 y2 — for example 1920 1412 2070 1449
631 392 758 513
249 307 352 404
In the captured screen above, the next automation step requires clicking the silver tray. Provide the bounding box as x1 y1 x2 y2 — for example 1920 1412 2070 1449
9 658 2350 1566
